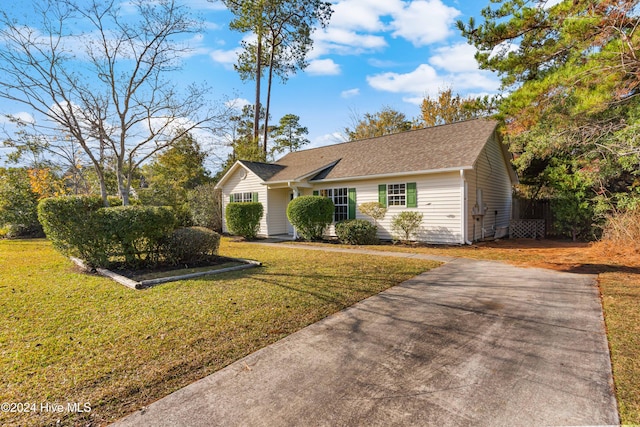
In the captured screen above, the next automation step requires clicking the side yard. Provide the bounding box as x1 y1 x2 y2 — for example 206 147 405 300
0 238 438 427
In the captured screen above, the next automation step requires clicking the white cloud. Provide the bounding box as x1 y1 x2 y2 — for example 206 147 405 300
489 41 519 60
329 0 401 32
367 64 439 94
312 28 387 58
307 59 341 76
429 43 479 73
366 62 500 101
225 98 251 110
210 48 240 68
341 88 360 98
0 111 35 125
308 132 345 149
390 1 461 46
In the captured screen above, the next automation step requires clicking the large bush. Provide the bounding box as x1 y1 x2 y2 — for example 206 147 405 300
0 168 43 238
225 202 263 239
335 219 379 245
38 196 176 267
167 226 221 264
188 183 222 231
38 195 105 261
286 196 334 241
391 211 423 243
94 205 175 266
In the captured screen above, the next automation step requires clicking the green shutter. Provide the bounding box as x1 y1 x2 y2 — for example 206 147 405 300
348 188 356 219
230 194 234 203
313 190 319 196
252 192 259 202
407 182 417 208
378 184 387 206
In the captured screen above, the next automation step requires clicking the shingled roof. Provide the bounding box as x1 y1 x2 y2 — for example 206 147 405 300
218 119 504 187
262 118 500 183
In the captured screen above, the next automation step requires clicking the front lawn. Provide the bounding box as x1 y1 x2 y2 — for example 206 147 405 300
0 238 437 427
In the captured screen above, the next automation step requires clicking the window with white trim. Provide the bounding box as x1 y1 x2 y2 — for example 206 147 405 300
232 192 254 203
319 187 349 222
387 183 406 206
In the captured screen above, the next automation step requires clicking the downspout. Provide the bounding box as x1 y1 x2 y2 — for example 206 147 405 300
461 170 472 245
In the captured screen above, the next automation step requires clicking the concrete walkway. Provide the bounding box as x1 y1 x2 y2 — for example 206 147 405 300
113 248 618 427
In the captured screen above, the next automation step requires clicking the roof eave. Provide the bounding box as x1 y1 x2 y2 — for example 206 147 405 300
307 166 473 184
214 160 265 190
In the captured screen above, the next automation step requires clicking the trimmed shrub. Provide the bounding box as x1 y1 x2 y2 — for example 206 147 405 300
286 196 334 241
94 205 175 266
37 195 105 261
225 202 263 239
335 219 379 245
167 226 221 264
391 211 423 243
38 196 176 267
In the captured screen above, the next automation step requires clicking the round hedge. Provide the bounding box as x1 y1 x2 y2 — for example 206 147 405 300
286 195 334 241
225 202 263 239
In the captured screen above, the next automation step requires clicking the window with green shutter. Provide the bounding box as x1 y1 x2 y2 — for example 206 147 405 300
379 183 417 207
378 184 387 206
348 188 356 219
406 182 417 208
316 187 354 222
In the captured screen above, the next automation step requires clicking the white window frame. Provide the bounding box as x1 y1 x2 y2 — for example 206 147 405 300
232 192 253 203
387 183 406 207
320 187 348 222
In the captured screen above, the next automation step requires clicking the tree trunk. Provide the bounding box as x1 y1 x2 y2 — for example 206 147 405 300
263 45 276 156
253 31 262 146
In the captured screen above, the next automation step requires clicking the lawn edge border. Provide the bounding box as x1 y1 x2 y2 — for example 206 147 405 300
70 257 262 290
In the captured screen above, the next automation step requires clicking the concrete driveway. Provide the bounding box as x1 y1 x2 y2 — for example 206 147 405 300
113 257 618 426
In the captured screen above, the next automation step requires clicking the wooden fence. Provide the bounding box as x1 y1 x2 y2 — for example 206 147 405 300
511 197 557 237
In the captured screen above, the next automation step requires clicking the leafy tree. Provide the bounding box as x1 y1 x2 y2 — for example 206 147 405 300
458 0 640 218
545 161 595 241
0 168 42 237
139 132 211 225
222 0 333 152
0 0 222 206
344 107 413 141
419 88 497 127
270 114 310 156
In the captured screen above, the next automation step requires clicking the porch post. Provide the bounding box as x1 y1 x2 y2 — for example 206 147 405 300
291 185 300 239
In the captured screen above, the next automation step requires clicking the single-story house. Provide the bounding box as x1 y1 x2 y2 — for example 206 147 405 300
215 118 518 244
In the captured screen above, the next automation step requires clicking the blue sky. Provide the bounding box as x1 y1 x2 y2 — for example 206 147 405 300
0 0 518 172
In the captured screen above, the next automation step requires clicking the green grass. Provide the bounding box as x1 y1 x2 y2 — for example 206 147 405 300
0 238 438 426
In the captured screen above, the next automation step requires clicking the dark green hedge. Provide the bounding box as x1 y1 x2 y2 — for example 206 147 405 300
38 196 176 268
37 195 105 262
286 196 334 241
225 202 263 239
93 205 175 266
335 219 379 245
